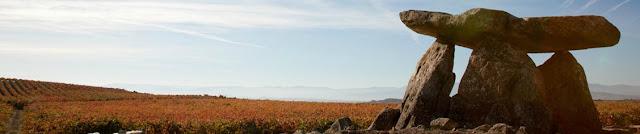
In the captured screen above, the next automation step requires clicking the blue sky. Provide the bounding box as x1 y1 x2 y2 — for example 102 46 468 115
0 0 638 91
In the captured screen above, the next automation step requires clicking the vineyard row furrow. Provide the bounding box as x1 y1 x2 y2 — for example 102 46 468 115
0 78 151 101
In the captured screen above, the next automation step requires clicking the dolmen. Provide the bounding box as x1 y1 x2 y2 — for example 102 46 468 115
368 8 620 134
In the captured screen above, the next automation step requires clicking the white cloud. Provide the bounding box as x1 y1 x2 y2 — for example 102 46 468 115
605 0 631 14
579 0 600 12
112 19 264 48
0 0 398 47
367 0 424 46
0 0 397 31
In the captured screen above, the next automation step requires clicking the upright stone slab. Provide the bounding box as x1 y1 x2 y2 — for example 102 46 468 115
537 51 601 134
395 39 455 129
451 41 551 134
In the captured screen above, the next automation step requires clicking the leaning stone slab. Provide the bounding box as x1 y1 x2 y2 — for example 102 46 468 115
537 51 602 134
450 42 551 134
400 8 620 53
395 39 456 129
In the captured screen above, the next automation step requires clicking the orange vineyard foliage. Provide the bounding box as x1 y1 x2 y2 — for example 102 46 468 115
0 78 396 133
0 103 11 133
596 100 640 127
0 78 152 102
2 77 640 133
22 98 395 133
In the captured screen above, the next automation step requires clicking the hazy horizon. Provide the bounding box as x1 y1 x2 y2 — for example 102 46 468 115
103 82 640 102
1 0 639 96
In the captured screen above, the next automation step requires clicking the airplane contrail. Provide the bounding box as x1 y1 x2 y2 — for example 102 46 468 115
112 19 264 48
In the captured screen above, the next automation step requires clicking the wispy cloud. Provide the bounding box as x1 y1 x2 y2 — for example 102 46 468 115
367 0 423 46
561 0 575 8
605 0 631 14
579 0 600 12
0 1 396 29
0 0 397 47
112 20 263 48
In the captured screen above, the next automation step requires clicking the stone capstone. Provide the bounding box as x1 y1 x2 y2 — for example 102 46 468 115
399 8 620 53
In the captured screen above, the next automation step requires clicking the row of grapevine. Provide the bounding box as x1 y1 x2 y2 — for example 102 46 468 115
21 98 396 133
0 78 152 102
1 78 33 97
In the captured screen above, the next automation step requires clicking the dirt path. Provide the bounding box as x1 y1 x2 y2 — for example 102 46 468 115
5 109 22 134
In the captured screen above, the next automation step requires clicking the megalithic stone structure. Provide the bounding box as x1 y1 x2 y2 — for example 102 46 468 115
378 7 622 133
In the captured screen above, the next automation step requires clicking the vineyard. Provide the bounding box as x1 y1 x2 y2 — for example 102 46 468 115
1 78 640 133
0 77 396 133
21 98 394 133
596 100 640 127
0 78 152 102
0 103 10 133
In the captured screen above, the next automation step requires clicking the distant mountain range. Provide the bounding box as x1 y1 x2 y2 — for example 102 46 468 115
590 84 640 100
107 83 640 102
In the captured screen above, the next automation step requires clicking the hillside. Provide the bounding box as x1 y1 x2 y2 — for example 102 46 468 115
108 83 640 102
0 78 152 102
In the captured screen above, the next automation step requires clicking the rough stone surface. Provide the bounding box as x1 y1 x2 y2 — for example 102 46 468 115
472 124 492 133
537 51 602 134
488 123 514 134
395 39 456 129
484 123 528 134
368 108 401 131
429 118 459 130
516 127 527 134
334 125 529 134
450 41 551 134
399 8 620 53
326 117 354 134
